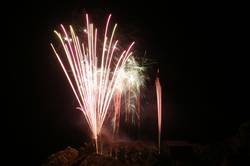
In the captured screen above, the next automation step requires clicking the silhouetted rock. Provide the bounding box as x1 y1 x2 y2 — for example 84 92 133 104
79 155 124 166
42 125 250 166
43 146 79 166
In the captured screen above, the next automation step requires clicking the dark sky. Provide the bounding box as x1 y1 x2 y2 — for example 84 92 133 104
5 0 247 165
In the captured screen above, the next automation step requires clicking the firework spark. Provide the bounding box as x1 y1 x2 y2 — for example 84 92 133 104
155 70 162 154
51 14 134 153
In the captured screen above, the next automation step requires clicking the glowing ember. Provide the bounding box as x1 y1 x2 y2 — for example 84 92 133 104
51 14 134 153
155 70 162 154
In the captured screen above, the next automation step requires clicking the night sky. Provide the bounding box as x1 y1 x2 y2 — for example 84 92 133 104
6 0 247 165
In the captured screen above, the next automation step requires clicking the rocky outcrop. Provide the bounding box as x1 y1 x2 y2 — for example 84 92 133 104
43 146 79 166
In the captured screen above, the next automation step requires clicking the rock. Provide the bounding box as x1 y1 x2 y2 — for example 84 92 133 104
43 146 79 166
79 154 124 166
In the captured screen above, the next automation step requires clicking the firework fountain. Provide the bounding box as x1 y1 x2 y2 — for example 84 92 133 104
155 70 162 154
51 14 135 154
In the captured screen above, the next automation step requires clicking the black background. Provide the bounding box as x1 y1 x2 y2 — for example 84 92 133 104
5 0 247 165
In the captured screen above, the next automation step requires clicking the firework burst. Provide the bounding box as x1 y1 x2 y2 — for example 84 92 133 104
111 56 146 138
51 14 134 153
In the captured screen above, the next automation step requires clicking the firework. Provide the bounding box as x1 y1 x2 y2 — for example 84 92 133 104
155 70 162 154
111 56 145 138
51 14 134 153
121 57 145 123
